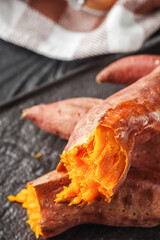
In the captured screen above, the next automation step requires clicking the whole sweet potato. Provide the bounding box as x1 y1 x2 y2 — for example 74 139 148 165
22 98 102 140
96 55 160 84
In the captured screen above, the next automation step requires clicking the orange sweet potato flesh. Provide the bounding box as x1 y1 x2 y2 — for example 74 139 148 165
85 0 117 11
29 133 160 238
22 98 103 140
56 66 160 205
96 55 160 84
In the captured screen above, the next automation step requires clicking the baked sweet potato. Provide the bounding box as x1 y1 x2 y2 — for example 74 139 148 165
8 133 160 238
96 55 160 84
22 98 102 140
56 66 160 206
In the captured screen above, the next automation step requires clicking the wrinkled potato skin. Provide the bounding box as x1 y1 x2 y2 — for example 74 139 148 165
96 55 160 84
22 98 102 140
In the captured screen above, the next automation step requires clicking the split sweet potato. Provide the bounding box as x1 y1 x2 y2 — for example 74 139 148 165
56 66 160 205
96 55 160 84
9 132 160 238
22 98 103 140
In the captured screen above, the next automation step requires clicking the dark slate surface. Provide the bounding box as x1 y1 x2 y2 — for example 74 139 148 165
0 30 160 240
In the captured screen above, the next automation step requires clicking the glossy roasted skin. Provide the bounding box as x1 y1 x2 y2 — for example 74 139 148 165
22 98 102 140
30 132 160 238
96 55 160 84
57 66 160 204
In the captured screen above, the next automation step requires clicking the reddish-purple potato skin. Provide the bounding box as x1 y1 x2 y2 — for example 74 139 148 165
96 55 160 84
23 98 103 140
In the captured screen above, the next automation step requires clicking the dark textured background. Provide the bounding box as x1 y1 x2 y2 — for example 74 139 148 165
0 30 160 240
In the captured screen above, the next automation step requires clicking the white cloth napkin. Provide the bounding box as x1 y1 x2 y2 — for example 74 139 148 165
0 0 159 60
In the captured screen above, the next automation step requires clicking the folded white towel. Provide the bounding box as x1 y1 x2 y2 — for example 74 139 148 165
0 0 159 60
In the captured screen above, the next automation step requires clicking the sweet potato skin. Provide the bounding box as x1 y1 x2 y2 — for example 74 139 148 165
131 133 160 171
30 149 160 239
22 98 102 140
65 66 160 151
96 55 160 84
58 66 160 196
